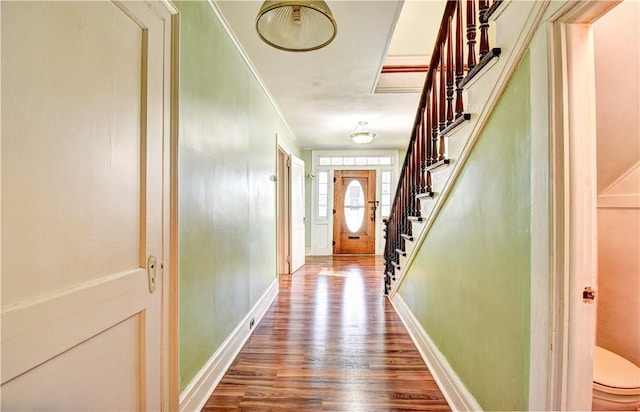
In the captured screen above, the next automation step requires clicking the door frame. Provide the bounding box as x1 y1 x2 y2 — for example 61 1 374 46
277 142 291 275
332 170 377 255
309 150 399 256
547 1 621 409
167 3 180 411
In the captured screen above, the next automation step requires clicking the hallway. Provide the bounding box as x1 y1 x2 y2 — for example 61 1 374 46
202 256 450 410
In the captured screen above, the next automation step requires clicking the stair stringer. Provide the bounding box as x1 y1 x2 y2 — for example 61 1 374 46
388 0 550 298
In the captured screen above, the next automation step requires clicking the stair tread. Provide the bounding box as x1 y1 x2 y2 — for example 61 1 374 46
425 159 450 173
400 233 414 241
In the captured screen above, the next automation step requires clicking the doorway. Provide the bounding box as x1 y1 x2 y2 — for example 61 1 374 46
277 147 306 274
332 170 377 254
551 0 638 409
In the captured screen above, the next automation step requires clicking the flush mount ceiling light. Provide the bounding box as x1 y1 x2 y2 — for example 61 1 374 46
350 121 376 145
255 1 337 52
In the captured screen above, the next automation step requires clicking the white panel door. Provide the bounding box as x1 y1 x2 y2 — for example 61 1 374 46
290 155 306 272
1 1 172 410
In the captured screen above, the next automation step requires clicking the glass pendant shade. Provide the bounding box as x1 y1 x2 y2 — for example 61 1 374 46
256 1 337 52
350 121 376 144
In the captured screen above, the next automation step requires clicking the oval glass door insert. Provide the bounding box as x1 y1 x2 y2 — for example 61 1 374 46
344 180 365 233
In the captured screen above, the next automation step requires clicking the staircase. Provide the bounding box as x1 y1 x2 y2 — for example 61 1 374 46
383 0 548 296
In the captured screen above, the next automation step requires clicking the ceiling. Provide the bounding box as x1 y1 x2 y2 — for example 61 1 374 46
214 0 446 150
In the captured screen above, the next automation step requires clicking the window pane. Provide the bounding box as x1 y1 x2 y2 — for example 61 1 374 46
344 180 365 233
318 206 327 218
379 156 392 165
381 205 390 217
382 183 390 194
367 157 379 165
331 157 343 165
319 185 327 195
382 171 391 183
319 171 328 183
355 157 367 165
318 194 327 206
343 157 355 165
382 194 390 205
319 157 330 165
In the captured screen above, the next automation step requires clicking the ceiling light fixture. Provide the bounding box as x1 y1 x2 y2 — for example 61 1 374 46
255 1 337 52
350 121 376 145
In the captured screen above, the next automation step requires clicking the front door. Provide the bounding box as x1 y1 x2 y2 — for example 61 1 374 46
333 170 376 254
1 1 173 409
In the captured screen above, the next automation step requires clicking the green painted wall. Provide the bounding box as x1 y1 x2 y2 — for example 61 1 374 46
398 148 408 167
399 52 531 410
176 1 299 391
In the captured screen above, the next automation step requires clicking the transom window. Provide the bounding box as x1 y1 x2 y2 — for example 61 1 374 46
318 155 392 166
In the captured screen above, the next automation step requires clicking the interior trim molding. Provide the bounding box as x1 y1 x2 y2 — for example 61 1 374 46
390 294 482 412
178 278 279 412
598 194 640 209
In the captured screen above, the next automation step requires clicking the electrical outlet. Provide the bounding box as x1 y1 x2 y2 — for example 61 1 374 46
249 318 255 329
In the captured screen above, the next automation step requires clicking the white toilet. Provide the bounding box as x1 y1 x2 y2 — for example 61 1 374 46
593 346 640 411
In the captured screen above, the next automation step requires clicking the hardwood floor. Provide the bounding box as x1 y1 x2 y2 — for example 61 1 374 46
202 255 451 411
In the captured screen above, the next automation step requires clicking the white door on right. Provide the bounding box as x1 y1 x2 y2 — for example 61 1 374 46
290 155 306 273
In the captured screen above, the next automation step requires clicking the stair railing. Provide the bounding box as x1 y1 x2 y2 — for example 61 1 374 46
384 0 503 294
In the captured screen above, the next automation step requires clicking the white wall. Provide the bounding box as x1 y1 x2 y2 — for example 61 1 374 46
594 0 640 367
595 0 640 194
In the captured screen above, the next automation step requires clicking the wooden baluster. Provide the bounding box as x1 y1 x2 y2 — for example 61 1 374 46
409 149 415 215
409 142 419 216
438 44 446 160
412 141 417 215
388 215 393 258
393 214 399 255
446 16 454 126
414 136 420 213
415 129 421 210
384 218 391 282
466 0 477 70
425 95 433 193
439 44 446 133
416 122 423 210
408 146 414 216
455 0 465 118
400 172 406 236
479 0 489 59
431 73 439 164
407 161 412 218
413 133 424 211
398 182 403 244
404 169 410 232
439 45 448 160
419 108 427 194
408 163 412 222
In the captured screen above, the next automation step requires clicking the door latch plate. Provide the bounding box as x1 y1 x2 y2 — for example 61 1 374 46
147 255 157 294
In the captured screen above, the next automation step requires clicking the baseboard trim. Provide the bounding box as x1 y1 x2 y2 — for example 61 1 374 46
390 294 483 412
178 278 279 412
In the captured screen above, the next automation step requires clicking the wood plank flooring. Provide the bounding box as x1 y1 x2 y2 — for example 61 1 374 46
202 255 451 411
